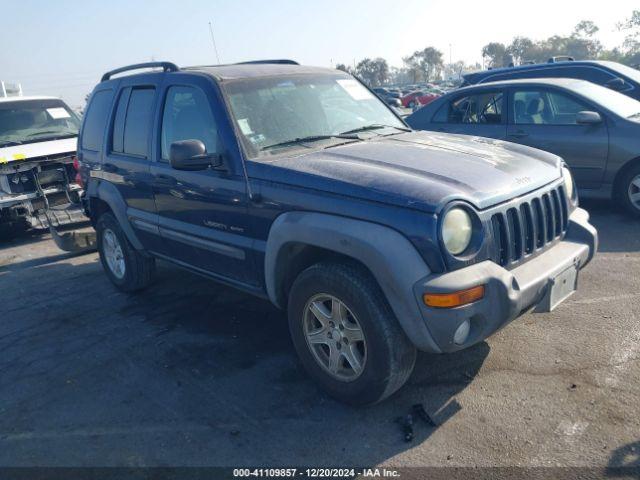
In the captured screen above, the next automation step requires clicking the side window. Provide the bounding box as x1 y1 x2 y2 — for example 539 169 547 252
161 85 219 161
513 89 589 125
111 88 130 154
448 91 503 124
123 88 155 157
81 90 113 151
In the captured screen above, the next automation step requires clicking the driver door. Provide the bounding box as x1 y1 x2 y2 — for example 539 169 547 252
150 79 254 284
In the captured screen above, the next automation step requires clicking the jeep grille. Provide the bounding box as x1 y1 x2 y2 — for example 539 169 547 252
491 185 569 267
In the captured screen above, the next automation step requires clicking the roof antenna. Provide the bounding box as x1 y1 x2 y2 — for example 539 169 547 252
208 21 221 64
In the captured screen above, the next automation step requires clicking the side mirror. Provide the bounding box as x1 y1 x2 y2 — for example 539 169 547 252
169 139 222 171
576 111 602 125
605 77 626 91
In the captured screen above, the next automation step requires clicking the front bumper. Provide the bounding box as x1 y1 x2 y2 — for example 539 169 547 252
0 185 85 229
413 207 597 353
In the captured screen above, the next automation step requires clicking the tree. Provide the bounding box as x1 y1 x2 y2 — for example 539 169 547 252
355 58 389 86
573 20 599 38
335 63 353 74
482 42 508 68
618 10 640 65
507 37 535 65
403 47 444 82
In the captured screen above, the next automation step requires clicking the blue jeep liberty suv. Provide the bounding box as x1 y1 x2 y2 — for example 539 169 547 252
78 60 598 405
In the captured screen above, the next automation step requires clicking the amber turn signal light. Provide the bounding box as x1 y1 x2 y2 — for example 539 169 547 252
423 285 485 308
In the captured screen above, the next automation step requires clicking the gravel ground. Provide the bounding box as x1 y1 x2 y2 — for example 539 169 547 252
0 199 638 474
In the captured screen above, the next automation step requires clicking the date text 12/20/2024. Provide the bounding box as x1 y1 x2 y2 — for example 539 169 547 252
232 468 400 478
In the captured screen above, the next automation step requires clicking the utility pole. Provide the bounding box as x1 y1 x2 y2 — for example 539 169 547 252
208 21 221 64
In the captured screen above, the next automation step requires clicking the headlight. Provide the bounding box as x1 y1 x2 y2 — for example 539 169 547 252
442 208 473 255
563 167 575 202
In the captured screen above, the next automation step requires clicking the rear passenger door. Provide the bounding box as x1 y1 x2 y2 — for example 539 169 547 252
150 77 253 284
104 79 163 252
430 89 507 140
506 86 609 188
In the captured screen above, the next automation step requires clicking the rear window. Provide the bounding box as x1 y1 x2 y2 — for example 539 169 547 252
81 90 113 151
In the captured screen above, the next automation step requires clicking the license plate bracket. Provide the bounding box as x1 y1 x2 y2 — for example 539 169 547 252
536 265 578 312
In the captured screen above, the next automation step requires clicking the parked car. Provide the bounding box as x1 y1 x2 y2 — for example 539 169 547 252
0 93 93 245
372 87 402 107
400 90 439 108
79 61 597 405
406 78 640 216
462 58 640 101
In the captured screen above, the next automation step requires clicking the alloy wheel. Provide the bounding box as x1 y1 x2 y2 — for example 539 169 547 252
628 174 640 211
102 228 126 280
303 294 367 381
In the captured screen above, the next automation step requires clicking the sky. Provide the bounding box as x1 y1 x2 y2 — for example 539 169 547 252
1 0 637 108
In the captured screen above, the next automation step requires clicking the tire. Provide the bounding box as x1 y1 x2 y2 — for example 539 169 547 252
96 212 155 292
617 164 640 217
287 261 417 406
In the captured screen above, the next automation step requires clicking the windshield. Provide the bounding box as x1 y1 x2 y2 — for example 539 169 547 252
0 99 80 147
223 73 406 158
573 81 640 120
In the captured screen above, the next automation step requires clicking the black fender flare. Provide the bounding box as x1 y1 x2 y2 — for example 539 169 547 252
265 211 441 352
88 180 144 250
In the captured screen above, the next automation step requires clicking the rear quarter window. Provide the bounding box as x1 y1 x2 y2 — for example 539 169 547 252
123 88 156 157
81 90 113 151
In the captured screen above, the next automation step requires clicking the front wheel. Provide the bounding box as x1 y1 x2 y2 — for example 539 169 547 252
287 262 416 405
618 164 640 217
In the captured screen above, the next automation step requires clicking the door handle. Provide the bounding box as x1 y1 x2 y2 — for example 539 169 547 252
154 174 177 186
509 131 529 139
103 163 117 173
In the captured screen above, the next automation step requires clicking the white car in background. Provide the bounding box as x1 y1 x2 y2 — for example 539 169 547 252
0 93 93 249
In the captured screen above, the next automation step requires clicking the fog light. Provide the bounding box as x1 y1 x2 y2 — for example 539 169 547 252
453 320 470 345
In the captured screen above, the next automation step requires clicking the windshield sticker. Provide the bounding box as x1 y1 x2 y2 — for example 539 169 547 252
337 79 374 101
238 118 253 135
46 107 71 120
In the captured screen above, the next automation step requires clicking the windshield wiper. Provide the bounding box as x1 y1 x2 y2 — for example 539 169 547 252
26 130 75 138
340 124 412 135
0 140 23 147
260 134 358 151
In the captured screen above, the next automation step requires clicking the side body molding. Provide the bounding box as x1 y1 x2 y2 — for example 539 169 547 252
88 180 145 250
265 211 441 352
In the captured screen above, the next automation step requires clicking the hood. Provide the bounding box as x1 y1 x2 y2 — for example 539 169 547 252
0 137 77 165
249 131 562 212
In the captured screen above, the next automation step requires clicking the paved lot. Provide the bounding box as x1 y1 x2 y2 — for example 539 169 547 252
0 200 639 470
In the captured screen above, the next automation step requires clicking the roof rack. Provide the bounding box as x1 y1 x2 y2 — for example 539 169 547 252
235 59 299 65
548 56 574 63
101 62 179 82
